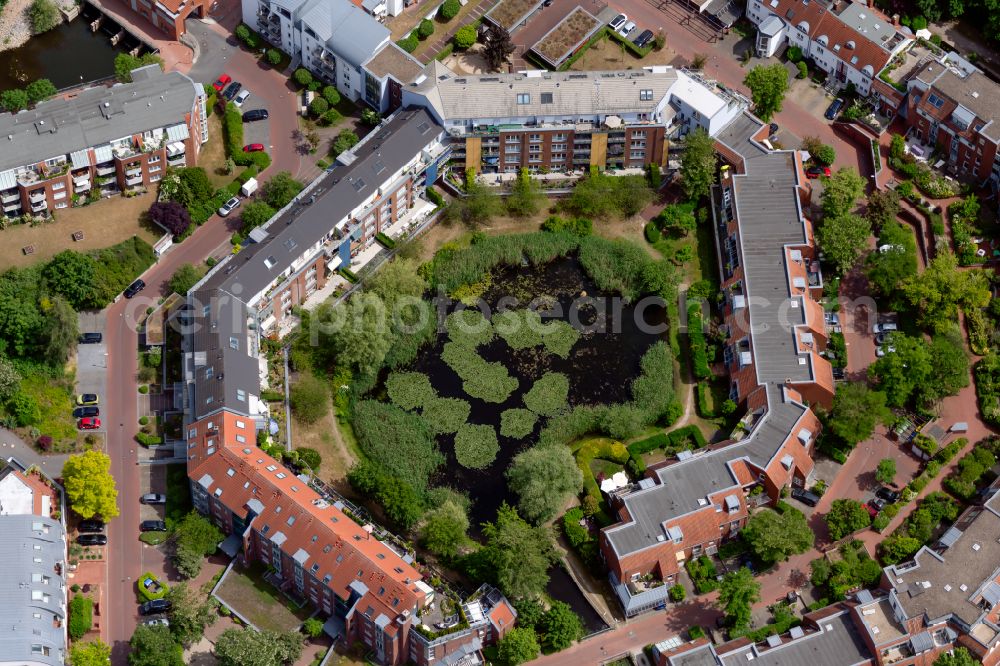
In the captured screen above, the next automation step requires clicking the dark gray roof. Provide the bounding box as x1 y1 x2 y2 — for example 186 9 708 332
0 66 199 174
712 112 767 162
718 611 872 666
668 644 722 666
188 108 443 419
0 515 66 666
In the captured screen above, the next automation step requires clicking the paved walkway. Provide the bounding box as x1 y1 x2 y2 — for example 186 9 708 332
0 428 70 479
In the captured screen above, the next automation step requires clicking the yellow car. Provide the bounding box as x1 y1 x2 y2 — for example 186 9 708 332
76 394 99 406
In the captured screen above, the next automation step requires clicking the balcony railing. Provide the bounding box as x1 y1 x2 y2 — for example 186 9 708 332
0 190 18 203
96 164 115 176
125 175 143 186
31 200 48 211
29 190 46 203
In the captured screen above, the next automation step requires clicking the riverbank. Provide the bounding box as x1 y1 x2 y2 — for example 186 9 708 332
0 0 35 55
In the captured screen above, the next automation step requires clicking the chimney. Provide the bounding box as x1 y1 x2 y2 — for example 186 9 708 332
892 13 900 26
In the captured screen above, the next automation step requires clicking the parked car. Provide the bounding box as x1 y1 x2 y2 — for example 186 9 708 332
218 196 241 217
824 97 845 120
139 599 172 616
875 345 896 357
76 393 99 406
124 279 146 298
242 108 269 122
619 20 636 36
140 520 167 532
212 73 231 92
824 312 840 327
77 533 107 546
876 487 901 503
632 29 653 49
791 487 821 507
143 617 169 627
73 406 99 418
243 143 265 153
609 13 627 31
234 89 251 107
78 417 101 430
140 493 166 505
875 331 893 345
79 332 102 344
222 81 242 101
768 122 779 135
806 165 831 179
869 497 887 511
78 519 105 533
873 322 898 334
832 366 846 380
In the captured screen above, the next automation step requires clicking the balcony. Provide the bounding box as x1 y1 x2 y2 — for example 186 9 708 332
3 201 21 213
96 163 115 177
31 199 48 212
74 180 91 193
113 144 139 160
29 190 46 203
125 175 143 187
0 189 18 203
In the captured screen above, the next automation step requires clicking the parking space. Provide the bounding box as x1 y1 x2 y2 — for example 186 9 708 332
138 465 167 522
239 96 271 150
76 311 108 433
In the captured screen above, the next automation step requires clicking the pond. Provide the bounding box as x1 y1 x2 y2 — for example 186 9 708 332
0 11 139 92
546 564 609 633
400 256 667 526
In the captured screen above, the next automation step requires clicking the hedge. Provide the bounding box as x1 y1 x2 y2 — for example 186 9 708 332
666 425 707 450
69 596 93 640
136 571 170 602
135 432 164 447
339 267 358 283
426 186 444 207
222 102 244 157
696 382 714 417
626 426 707 474
375 232 396 249
606 27 653 57
687 302 711 379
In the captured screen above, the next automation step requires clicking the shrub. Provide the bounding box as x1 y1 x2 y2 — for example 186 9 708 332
500 408 538 439
687 302 711 379
669 584 686 602
297 447 322 469
813 144 836 166
321 85 341 106
293 68 313 87
796 61 808 79
149 201 192 237
644 221 662 243
266 49 282 66
427 186 445 207
787 45 803 62
688 625 705 639
439 0 460 19
524 373 570 416
290 371 330 423
541 215 592 236
136 572 170 601
69 596 93 639
454 24 478 49
418 18 435 39
352 400 443 492
398 35 419 53
36 434 53 451
385 371 436 411
135 432 163 447
29 0 60 34
454 423 500 469
309 97 329 116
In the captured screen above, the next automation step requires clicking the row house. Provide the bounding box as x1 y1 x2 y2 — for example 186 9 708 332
747 0 912 96
403 63 749 174
242 0 423 113
599 112 833 617
0 65 205 219
0 465 68 666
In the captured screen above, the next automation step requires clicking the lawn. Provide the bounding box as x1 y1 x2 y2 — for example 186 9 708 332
165 463 192 529
13 373 78 451
293 407 359 487
215 562 312 633
0 192 161 269
202 113 233 190
569 33 679 71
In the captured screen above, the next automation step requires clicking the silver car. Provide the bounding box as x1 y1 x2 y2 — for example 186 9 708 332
218 196 241 217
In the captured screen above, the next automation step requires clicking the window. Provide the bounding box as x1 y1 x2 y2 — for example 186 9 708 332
927 93 945 109
540 92 553 104
235 420 245 429
229 336 239 350
236 389 246 401
529 134 542 142
516 93 530 104
639 89 653 101
52 182 64 191
505 156 519 164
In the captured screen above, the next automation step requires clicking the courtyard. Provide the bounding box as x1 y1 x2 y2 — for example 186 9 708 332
214 562 313 634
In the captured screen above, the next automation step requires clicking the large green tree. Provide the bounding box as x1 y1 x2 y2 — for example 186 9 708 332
824 382 890 448
506 444 583 524
62 450 119 519
289 370 330 424
476 504 557 599
824 499 871 540
933 647 980 666
330 294 394 376
742 506 815 564
262 171 305 209
743 63 789 121
868 329 968 409
214 628 303 666
507 169 545 217
168 264 203 296
902 251 991 332
25 78 57 103
172 512 223 579
42 295 78 365
865 189 901 231
128 625 184 666
717 566 761 631
679 128 717 200
166 583 217 646
820 168 866 219
42 251 96 310
538 601 583 652
817 213 871 275
239 201 277 232
68 640 112 666
420 498 469 558
866 221 918 308
495 626 540 665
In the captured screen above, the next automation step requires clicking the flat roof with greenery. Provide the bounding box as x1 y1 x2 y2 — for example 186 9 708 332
530 8 602 68
484 0 543 30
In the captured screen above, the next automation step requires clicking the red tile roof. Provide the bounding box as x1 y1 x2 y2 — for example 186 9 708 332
488 599 516 634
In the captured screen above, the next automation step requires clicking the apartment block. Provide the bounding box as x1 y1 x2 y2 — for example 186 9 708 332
122 0 210 40
747 0 912 96
403 63 749 174
0 65 205 219
243 0 423 111
598 113 833 617
0 465 67 666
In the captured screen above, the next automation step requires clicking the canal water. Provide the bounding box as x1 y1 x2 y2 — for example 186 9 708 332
0 16 126 92
546 565 610 633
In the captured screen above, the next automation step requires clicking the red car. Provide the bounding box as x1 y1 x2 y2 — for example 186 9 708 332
806 165 831 179
212 74 232 92
243 143 265 153
78 417 101 430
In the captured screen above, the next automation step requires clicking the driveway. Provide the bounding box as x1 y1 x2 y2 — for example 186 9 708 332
76 311 109 434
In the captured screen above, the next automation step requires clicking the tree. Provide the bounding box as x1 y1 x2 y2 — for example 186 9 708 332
482 24 515 70
0 357 20 403
168 264 203 296
361 108 381 126
0 88 29 112
743 64 789 121
29 0 61 33
447 180 502 227
538 601 583 652
309 97 329 116
421 499 469 558
825 382 890 448
868 333 932 407
239 201 277 232
167 583 217 646
879 533 922 564
934 647 980 666
876 458 897 486
266 48 282 65
926 328 970 401
43 295 79 365
495 627 540 665
113 52 163 83
679 129 716 200
454 24 478 49
813 144 836 166
129 625 184 666
330 129 359 156
865 189 900 231
290 371 330 423
321 85 340 106
25 78 57 103
866 221 917 307
418 18 435 38
293 68 313 87
477 503 557 599
302 617 324 638
62 451 119 519
173 511 223 578
262 172 304 209
717 567 760 631
366 257 427 310
439 0 461 19
149 200 192 237
741 506 815 564
825 499 871 540
68 640 112 666
902 251 991 332
42 251 96 310
214 628 303 666
820 168 866 219
506 168 545 217
507 445 583 524
655 202 697 236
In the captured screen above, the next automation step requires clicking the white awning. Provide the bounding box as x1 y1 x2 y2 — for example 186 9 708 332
0 169 15 190
70 149 90 170
166 123 190 142
167 141 186 156
797 428 812 444
93 144 113 163
781 454 794 469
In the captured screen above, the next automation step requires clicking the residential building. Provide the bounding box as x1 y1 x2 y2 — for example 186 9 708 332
599 113 833 616
747 0 912 96
0 465 67 666
180 109 512 665
869 45 1000 186
403 63 749 173
243 0 423 110
122 0 212 40
0 65 206 219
